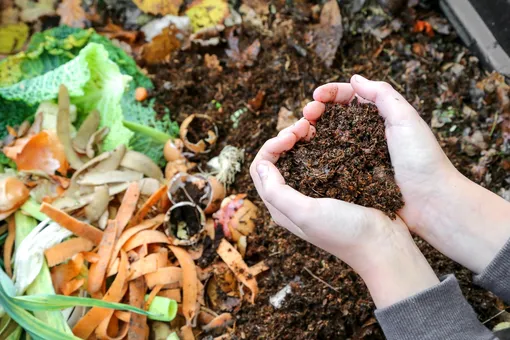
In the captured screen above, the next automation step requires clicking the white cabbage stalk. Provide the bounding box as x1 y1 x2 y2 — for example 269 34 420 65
14 219 72 295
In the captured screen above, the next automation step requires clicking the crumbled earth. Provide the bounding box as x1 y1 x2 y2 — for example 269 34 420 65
277 101 404 219
143 1 508 339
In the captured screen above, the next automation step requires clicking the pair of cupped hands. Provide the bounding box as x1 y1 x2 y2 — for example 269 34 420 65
250 75 510 308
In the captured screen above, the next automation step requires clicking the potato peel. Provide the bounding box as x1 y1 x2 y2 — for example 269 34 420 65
216 239 258 304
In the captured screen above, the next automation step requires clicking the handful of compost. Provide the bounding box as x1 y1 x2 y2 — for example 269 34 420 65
276 99 404 218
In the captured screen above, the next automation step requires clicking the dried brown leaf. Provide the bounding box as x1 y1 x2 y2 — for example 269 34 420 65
15 0 56 22
247 90 265 111
133 0 182 15
57 0 86 28
204 53 223 72
276 107 298 131
225 32 260 68
99 22 141 44
1 7 20 25
305 0 343 68
141 26 181 64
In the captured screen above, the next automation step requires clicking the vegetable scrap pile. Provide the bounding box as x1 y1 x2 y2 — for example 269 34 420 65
277 100 404 218
0 26 266 340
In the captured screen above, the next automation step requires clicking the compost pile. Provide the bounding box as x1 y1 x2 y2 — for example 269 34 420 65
277 101 404 218
1 0 510 338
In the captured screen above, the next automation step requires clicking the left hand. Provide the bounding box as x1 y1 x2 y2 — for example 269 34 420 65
250 104 439 309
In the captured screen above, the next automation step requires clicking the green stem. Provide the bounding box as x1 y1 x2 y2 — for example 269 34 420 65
144 295 177 322
122 120 172 144
20 200 48 222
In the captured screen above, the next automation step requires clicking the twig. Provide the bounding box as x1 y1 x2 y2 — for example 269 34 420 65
490 111 499 137
303 267 339 292
387 75 404 92
482 307 509 324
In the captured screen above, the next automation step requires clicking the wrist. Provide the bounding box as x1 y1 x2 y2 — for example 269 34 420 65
421 170 510 273
356 219 439 309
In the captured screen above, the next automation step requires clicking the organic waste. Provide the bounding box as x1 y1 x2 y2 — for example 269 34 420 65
2 0 510 338
0 27 266 340
277 100 404 218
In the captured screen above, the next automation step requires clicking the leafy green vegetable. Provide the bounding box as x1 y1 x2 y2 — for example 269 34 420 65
68 44 133 150
0 48 95 104
0 96 36 143
0 26 149 89
0 43 134 151
0 26 179 166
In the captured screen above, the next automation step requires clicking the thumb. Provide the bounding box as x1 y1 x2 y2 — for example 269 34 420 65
255 160 316 228
255 160 285 188
350 74 420 126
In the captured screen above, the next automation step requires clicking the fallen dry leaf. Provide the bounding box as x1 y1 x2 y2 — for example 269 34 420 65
0 0 13 11
276 107 298 131
0 23 29 54
99 22 141 44
142 26 181 64
247 90 265 111
304 0 343 67
57 0 87 28
15 0 56 22
225 32 260 68
413 20 434 37
242 0 268 15
133 0 182 16
204 53 223 72
186 0 229 32
1 6 20 25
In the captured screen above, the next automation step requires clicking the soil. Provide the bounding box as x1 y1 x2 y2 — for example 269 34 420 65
185 115 217 145
167 203 203 240
142 1 509 338
277 100 404 218
170 179 209 209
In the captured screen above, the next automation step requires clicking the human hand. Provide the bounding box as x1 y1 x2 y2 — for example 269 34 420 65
307 75 510 274
250 107 439 309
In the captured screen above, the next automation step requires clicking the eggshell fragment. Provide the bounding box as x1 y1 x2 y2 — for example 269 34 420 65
180 114 218 154
203 176 225 214
167 173 224 214
164 202 206 246
164 138 185 162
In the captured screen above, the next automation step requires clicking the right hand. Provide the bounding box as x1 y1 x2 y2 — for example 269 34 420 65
250 118 440 308
306 75 510 273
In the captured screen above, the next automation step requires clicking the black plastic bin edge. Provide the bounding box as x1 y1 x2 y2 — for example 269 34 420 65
440 0 510 77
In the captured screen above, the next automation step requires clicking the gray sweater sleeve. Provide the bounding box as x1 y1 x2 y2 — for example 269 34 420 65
375 275 496 340
474 238 510 303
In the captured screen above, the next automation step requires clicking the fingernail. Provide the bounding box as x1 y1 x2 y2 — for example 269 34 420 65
355 75 368 83
257 163 269 180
